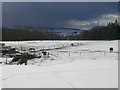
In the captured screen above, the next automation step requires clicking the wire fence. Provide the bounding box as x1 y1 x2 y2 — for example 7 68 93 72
1 40 119 64
54 50 119 57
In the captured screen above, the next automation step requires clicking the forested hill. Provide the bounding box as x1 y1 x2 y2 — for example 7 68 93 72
2 19 120 41
76 19 120 40
2 28 64 41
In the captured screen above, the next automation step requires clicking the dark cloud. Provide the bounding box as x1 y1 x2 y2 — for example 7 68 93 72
2 2 118 28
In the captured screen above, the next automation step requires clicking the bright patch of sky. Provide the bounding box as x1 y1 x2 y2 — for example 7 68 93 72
64 13 118 30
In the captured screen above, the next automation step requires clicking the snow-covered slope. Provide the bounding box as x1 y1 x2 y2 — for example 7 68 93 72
0 40 118 88
0 65 2 89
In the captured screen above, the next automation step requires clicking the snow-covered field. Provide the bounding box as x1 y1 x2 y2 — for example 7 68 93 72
0 40 118 88
0 65 2 89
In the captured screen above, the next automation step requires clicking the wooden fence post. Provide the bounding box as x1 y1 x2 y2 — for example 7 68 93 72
69 51 70 56
6 57 7 64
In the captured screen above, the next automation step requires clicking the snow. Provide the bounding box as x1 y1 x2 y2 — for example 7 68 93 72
0 40 118 88
0 65 2 89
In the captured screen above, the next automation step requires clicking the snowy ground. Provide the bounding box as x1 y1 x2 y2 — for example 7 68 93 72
0 40 118 88
0 65 2 89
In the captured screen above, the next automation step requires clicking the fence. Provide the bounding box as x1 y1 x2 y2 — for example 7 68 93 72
1 40 118 64
52 50 119 57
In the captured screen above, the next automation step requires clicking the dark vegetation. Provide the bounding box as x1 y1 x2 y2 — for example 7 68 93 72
2 28 63 41
2 19 120 41
76 19 120 40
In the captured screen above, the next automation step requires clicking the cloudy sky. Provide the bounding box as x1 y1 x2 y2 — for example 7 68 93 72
2 2 118 30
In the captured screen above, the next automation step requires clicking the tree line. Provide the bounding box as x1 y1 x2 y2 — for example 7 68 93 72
76 19 120 40
2 19 120 41
2 28 64 41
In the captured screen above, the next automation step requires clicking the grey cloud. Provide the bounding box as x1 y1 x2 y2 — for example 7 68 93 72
2 2 118 28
